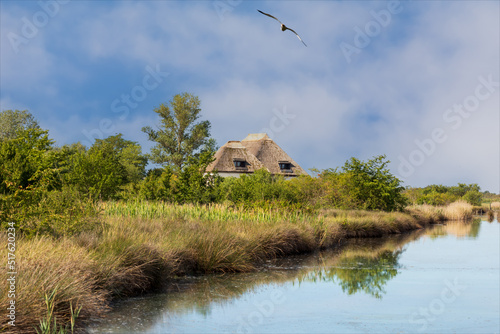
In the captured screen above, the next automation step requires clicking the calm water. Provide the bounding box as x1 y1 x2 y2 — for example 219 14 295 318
90 219 500 334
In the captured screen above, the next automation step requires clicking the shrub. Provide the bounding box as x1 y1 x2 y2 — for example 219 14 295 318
462 190 482 206
0 186 99 237
320 155 407 211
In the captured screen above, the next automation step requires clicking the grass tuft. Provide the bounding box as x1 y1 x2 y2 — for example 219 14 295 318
1 200 474 333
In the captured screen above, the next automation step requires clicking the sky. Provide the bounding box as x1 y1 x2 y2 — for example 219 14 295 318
1 0 499 193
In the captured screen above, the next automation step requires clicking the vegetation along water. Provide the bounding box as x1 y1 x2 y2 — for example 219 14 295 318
1 106 499 333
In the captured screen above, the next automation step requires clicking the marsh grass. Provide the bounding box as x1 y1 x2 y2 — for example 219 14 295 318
490 201 500 210
1 200 473 333
0 235 107 333
35 288 81 334
406 200 473 222
442 200 474 220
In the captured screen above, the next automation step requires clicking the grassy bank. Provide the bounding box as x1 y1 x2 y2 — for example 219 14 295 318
1 201 474 333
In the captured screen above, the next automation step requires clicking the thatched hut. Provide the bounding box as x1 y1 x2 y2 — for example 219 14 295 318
206 133 307 178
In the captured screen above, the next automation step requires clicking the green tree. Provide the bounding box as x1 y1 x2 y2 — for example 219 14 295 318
0 127 54 194
142 93 215 169
64 140 127 200
321 155 407 211
93 134 147 183
0 109 40 140
139 167 174 201
462 190 482 206
405 183 482 206
174 148 220 204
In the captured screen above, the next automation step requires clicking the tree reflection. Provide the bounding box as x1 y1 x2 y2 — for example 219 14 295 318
301 244 405 299
329 249 402 298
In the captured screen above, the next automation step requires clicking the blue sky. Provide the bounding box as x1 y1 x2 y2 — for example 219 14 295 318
1 0 499 192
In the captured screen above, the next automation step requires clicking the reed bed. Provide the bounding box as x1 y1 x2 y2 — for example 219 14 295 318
99 200 312 225
1 201 473 333
490 201 500 210
406 200 473 222
0 235 108 333
442 200 474 220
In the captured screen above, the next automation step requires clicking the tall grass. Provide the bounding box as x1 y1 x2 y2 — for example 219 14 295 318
99 200 311 224
1 201 472 333
0 235 107 333
406 200 473 222
442 200 474 220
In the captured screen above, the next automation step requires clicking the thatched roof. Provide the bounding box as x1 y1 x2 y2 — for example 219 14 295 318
206 133 307 177
241 133 307 176
206 141 266 174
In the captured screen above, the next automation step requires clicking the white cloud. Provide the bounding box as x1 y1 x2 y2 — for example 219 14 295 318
1 1 498 192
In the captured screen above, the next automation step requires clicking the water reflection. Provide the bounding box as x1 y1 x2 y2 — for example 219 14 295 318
425 218 481 239
90 220 490 333
305 248 404 299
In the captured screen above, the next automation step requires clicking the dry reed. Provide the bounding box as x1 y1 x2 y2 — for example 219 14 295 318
1 200 473 333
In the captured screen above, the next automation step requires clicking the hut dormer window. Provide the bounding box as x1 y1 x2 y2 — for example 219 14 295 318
279 161 292 172
233 159 247 170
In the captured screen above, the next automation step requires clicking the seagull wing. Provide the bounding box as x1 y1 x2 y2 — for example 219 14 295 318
257 10 283 24
285 27 307 47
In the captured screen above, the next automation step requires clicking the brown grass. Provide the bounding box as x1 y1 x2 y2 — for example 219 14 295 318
442 200 474 220
406 200 473 222
0 200 472 333
0 235 107 333
490 201 500 210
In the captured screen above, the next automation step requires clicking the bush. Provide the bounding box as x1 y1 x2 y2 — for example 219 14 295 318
0 186 99 237
404 183 483 206
462 190 482 206
320 155 407 211
416 192 458 206
216 169 301 209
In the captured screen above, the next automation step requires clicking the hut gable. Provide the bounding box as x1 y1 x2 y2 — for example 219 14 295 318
206 133 306 177
241 133 307 176
206 141 267 175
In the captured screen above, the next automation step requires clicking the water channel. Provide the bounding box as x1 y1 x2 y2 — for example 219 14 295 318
90 219 499 333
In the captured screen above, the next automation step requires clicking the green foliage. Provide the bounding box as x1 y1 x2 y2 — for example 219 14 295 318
415 192 458 206
36 287 81 334
93 134 147 183
216 169 302 209
320 155 407 211
175 149 220 204
0 186 99 237
0 127 55 194
404 183 483 206
138 168 172 200
210 155 408 212
142 93 214 169
0 109 40 140
462 190 482 206
63 147 124 200
0 113 100 237
62 135 145 200
137 147 219 204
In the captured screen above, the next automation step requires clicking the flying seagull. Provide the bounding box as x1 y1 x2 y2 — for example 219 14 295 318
257 9 307 47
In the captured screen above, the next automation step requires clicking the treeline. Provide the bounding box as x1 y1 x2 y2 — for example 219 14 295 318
404 183 483 206
0 103 486 237
0 108 408 235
